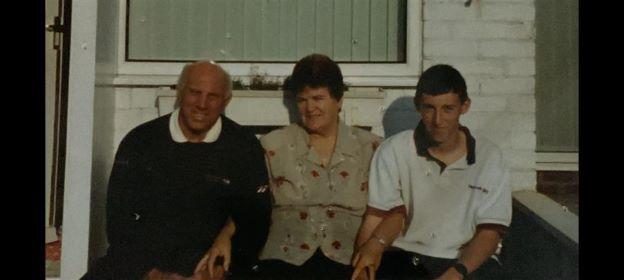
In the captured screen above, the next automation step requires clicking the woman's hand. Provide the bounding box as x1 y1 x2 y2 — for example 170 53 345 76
351 239 385 280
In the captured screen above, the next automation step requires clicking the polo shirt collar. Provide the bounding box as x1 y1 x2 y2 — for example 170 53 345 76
169 108 222 143
413 120 476 165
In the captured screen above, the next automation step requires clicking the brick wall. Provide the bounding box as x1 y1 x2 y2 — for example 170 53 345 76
420 0 536 191
111 0 537 191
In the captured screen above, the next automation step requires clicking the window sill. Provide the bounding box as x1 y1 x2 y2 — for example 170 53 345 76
536 152 578 171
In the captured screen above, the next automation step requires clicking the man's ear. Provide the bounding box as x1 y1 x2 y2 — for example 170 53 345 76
460 98 471 115
224 94 232 107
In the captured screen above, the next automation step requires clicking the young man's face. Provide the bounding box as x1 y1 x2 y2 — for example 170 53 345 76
178 65 231 142
417 92 470 145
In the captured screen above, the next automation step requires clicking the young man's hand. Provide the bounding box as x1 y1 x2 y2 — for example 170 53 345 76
434 267 464 280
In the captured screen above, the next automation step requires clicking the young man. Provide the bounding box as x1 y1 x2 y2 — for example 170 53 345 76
352 64 511 280
82 61 272 280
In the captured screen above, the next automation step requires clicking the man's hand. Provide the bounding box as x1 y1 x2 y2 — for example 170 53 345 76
350 238 385 280
194 234 231 279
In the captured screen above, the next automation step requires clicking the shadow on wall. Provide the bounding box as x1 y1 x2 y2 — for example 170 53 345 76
382 96 421 138
283 90 300 124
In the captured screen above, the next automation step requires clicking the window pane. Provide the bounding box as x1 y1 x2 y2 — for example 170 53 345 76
535 0 578 152
127 0 406 62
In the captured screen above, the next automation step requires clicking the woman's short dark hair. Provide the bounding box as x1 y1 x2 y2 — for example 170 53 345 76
414 64 468 107
283 54 346 100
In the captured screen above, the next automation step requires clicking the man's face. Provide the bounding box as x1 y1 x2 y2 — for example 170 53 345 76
178 65 230 142
296 86 342 134
417 92 470 145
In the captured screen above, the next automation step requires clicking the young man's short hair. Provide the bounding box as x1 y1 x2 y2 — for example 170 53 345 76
414 64 468 107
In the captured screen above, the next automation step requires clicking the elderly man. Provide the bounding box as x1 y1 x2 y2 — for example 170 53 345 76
82 61 271 280
351 64 511 280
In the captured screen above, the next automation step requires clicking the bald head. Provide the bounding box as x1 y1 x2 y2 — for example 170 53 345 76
176 61 232 104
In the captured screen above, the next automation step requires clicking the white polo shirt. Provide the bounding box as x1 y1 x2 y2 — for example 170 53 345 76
367 128 511 259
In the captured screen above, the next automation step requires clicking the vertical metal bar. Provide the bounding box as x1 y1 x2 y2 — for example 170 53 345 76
50 0 72 228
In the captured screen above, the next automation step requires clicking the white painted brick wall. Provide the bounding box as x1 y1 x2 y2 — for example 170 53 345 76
480 77 535 95
130 88 157 108
424 40 479 58
423 22 453 39
481 3 535 21
505 95 535 113
424 3 480 21
478 41 535 58
507 58 535 76
453 21 534 40
446 59 506 76
510 170 536 192
469 96 507 112
110 0 537 190
114 88 131 109
503 149 536 169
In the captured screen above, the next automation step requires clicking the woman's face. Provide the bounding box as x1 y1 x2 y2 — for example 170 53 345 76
296 86 342 135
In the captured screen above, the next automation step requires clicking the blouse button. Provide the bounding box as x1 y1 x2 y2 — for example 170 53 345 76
320 224 327 232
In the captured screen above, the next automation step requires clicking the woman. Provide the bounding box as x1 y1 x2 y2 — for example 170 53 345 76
257 54 381 279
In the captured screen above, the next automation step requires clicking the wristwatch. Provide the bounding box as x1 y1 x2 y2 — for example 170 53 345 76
453 262 469 278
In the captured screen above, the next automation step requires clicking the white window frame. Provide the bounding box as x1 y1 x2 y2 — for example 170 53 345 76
114 0 422 87
536 152 579 171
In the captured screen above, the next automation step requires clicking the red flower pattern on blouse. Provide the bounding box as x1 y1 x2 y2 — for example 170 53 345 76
299 212 308 220
281 245 289 252
267 150 276 157
275 176 285 187
326 210 335 218
360 181 368 191
332 240 341 250
339 171 349 179
311 170 320 178
300 243 310 250
372 141 380 152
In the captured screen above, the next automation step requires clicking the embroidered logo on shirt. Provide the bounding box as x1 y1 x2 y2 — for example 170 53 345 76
256 184 269 193
205 174 231 185
468 185 489 193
